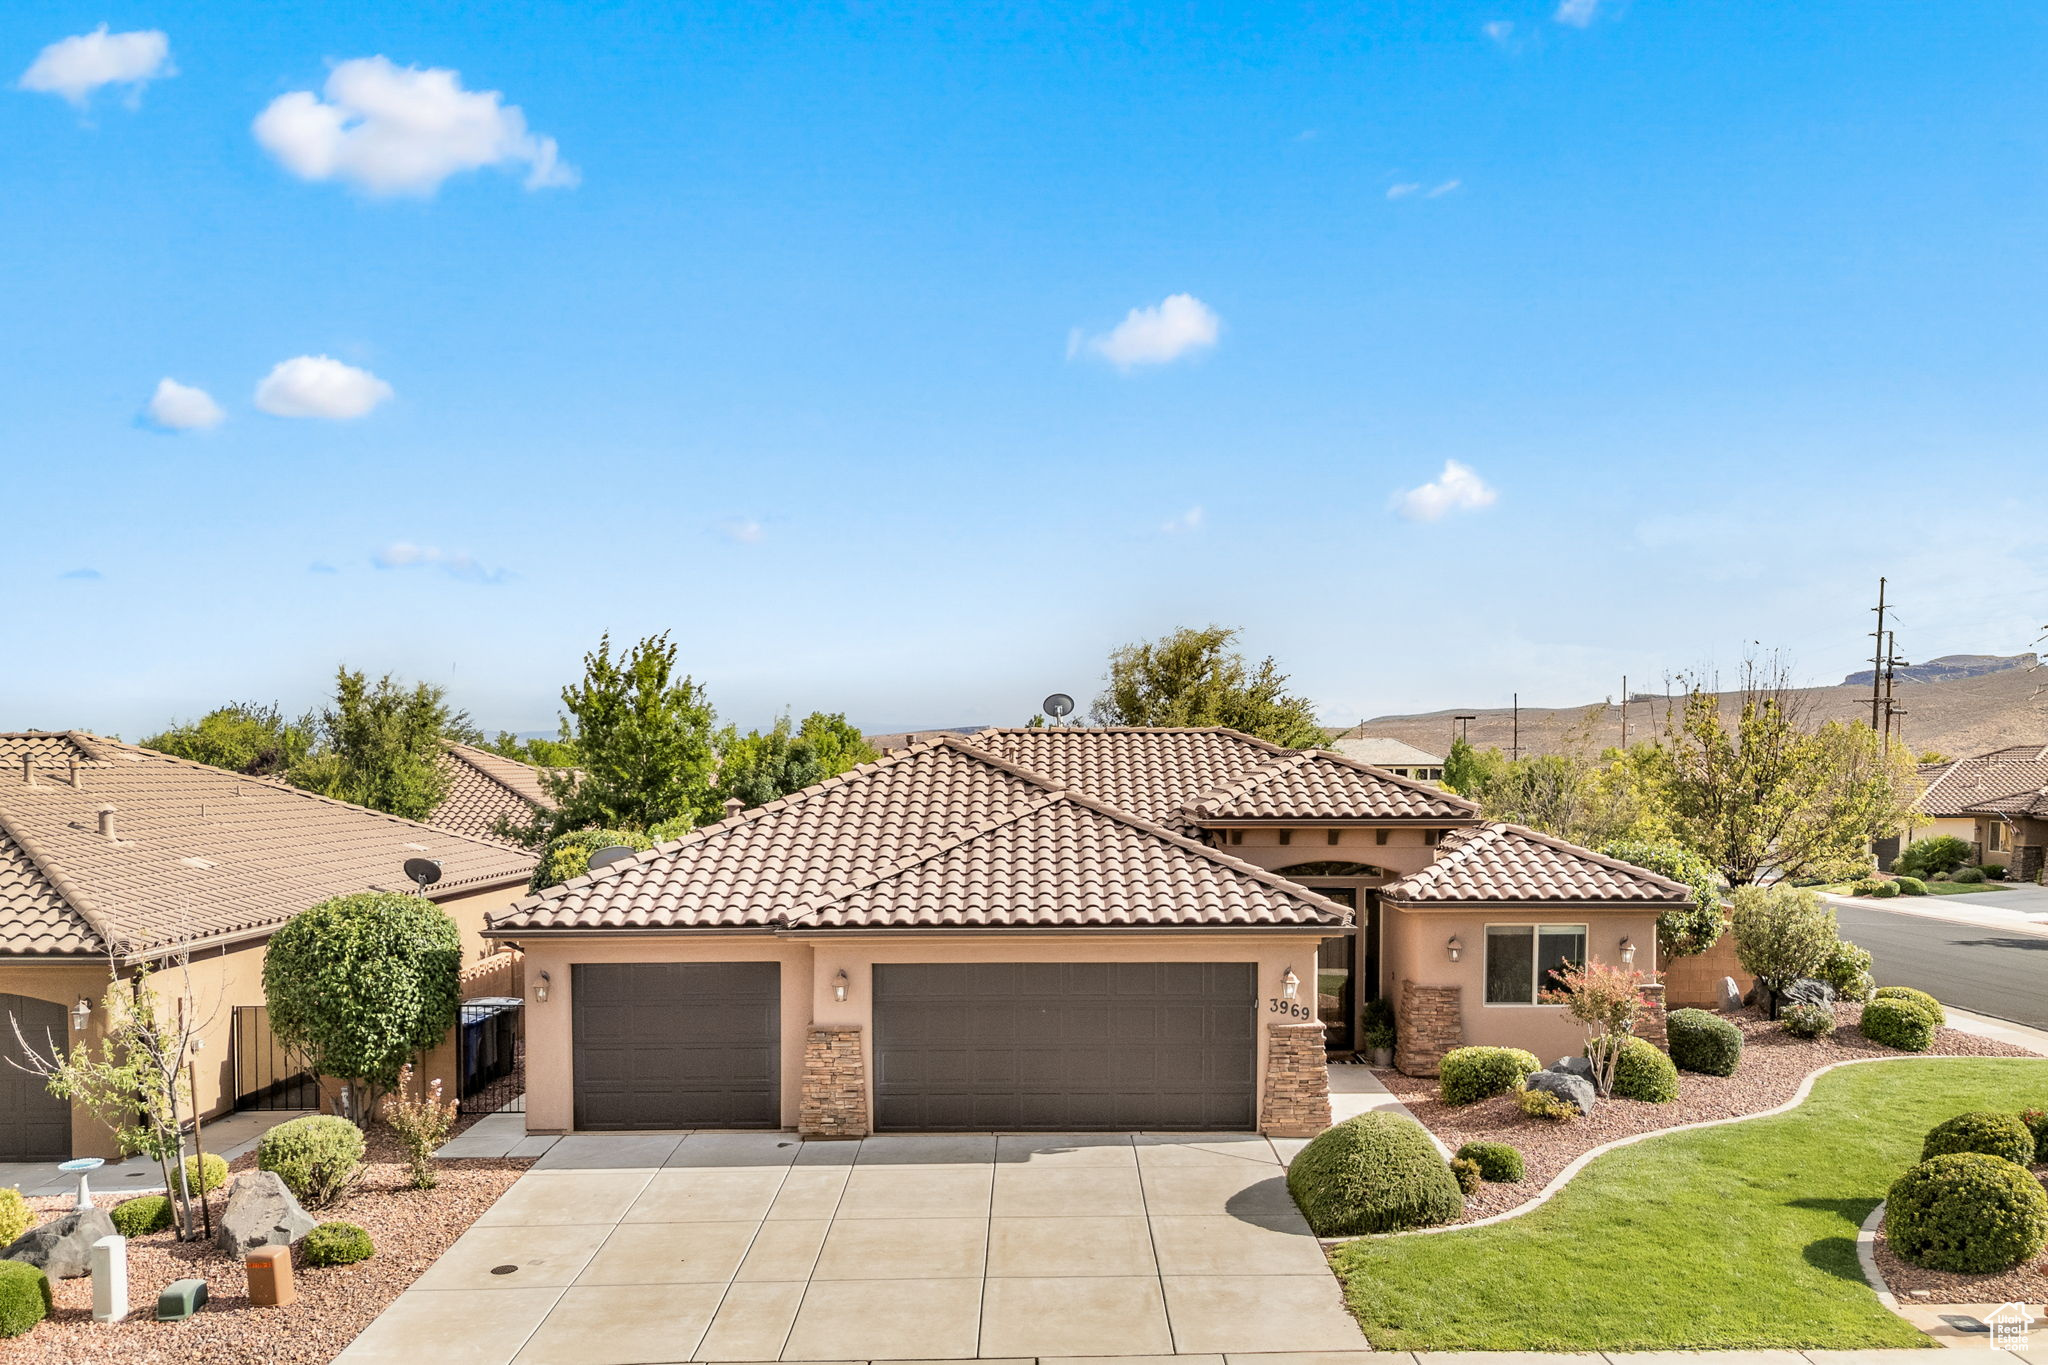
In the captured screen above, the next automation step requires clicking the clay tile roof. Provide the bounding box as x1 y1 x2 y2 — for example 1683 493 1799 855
430 742 560 845
1918 748 2048 817
1963 787 2048 817
488 736 1351 935
1332 736 1442 768
1378 822 1695 906
1187 750 1476 822
0 732 535 959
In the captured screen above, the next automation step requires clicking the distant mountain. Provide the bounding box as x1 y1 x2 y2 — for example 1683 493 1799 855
1842 653 2036 687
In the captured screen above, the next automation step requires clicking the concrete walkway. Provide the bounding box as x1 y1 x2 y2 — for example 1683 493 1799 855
0 1107 313 1198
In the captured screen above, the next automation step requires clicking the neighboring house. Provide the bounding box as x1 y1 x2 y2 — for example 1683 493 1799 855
1912 745 2048 879
0 731 536 1162
432 740 559 846
1331 734 1445 782
486 725 1689 1140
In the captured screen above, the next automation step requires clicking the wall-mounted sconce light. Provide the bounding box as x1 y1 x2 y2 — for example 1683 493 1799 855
71 998 92 1032
833 969 850 1003
1282 969 1300 1001
533 971 551 1004
1619 938 1636 967
1446 936 1464 963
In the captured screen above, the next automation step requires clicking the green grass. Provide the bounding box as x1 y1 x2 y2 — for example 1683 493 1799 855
1818 881 2000 897
1328 1057 2048 1351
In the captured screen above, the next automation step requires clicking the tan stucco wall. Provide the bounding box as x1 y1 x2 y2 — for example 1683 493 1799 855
1916 815 1978 847
435 882 531 965
514 933 1319 1135
1213 824 1444 878
1382 904 1663 1062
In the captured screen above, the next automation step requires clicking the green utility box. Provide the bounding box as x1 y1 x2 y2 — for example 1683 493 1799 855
156 1278 208 1321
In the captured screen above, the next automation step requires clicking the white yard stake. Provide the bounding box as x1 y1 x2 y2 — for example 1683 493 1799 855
90 1234 128 1323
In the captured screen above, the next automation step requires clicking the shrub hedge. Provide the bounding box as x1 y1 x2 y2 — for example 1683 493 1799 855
1850 878 1884 897
1455 1141 1525 1183
1609 1036 1680 1102
1861 997 1936 1052
1922 1112 2037 1167
1285 1111 1464 1235
1666 1008 1742 1076
0 1262 51 1339
1871 881 1901 899
301 1221 376 1267
1873 986 1946 1027
1982 864 2007 881
110 1195 174 1239
1891 875 1928 896
258 1115 367 1208
1886 1152 2048 1273
0 1189 30 1246
1438 1046 1541 1106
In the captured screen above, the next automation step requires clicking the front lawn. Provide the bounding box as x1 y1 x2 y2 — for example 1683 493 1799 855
1329 1057 2048 1351
1819 880 2001 897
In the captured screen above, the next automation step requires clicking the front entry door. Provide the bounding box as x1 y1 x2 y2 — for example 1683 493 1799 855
1317 889 1358 1050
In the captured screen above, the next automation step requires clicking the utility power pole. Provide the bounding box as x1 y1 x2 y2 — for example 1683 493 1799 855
1869 577 1888 733
1511 693 1520 762
1620 675 1628 748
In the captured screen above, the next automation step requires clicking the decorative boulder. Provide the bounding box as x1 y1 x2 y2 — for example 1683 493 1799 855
1719 976 1745 1012
1525 1069 1596 1117
217 1171 317 1258
2 1207 117 1279
1782 978 1837 1010
1548 1057 1596 1081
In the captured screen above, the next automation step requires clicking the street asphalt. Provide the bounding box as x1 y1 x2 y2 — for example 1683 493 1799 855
1832 900 2048 1029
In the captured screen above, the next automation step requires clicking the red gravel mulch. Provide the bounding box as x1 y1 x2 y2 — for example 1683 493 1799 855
1381 1002 2039 1224
8 1116 532 1365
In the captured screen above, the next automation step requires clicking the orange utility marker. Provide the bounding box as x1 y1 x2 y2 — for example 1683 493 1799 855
245 1245 296 1307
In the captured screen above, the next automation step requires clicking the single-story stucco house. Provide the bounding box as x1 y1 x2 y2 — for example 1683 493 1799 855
487 726 1691 1139
1910 745 2048 881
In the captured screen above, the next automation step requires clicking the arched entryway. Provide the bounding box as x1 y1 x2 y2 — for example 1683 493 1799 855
1271 862 1389 1054
0 994 70 1160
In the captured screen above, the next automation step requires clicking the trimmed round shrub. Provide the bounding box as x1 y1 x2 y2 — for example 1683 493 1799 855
2020 1108 2048 1160
1923 1112 2037 1167
1871 881 1901 899
1438 1046 1541 1106
258 1115 367 1208
1886 1152 2048 1273
1818 941 1875 1002
1954 867 1987 884
1891 875 1928 896
1861 997 1936 1052
1781 1002 1836 1038
1285 1111 1464 1235
1609 1036 1679 1102
1667 1008 1742 1076
109 1195 174 1238
178 1152 228 1198
1449 1157 1482 1196
0 1189 31 1246
301 1220 375 1267
1874 985 1946 1027
0 1261 52 1339
1455 1141 1524 1183
1850 878 1884 897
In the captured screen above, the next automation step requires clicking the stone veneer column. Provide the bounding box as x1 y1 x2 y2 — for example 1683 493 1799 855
1259 1021 1331 1138
1395 980 1463 1077
1635 982 1669 1050
799 1025 868 1139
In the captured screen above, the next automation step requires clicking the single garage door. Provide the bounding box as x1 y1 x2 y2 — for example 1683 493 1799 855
873 962 1255 1131
572 963 779 1130
0 994 71 1160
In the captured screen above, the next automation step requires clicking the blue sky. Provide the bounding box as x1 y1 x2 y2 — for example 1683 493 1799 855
5 1 2046 740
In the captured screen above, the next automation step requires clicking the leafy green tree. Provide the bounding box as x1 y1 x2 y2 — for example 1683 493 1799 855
527 822 689 892
143 702 315 777
796 711 880 777
1443 737 1505 798
262 892 463 1119
288 668 468 821
1728 882 1839 1016
1473 738 1673 850
714 711 881 811
478 729 581 768
1598 838 1725 957
1092 625 1325 748
531 633 721 839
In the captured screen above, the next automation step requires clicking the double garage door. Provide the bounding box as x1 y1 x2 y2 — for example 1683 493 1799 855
569 960 1256 1133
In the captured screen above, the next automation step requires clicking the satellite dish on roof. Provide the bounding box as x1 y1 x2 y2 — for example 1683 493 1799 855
587 845 637 874
1042 693 1075 721
402 857 443 893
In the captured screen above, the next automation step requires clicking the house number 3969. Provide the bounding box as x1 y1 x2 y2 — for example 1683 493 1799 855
1267 998 1312 1020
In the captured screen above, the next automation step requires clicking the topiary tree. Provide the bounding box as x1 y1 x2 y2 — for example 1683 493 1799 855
263 893 462 1120
1285 1111 1464 1235
1894 835 1974 880
1729 883 1838 1018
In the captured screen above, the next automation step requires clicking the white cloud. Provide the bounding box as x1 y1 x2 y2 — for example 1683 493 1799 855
372 542 509 584
1554 0 1601 27
1070 294 1221 370
253 56 577 196
1426 179 1462 198
254 355 393 420
145 377 224 431
1395 460 1499 522
18 26 172 107
720 518 765 544
1390 179 1460 201
1160 506 1204 534
1483 20 1515 43
1386 183 1421 200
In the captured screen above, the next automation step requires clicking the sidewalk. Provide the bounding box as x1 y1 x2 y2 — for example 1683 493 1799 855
1818 885 2048 939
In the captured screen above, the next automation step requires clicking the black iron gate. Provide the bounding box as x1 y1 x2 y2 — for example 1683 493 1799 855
457 997 525 1115
233 1005 318 1111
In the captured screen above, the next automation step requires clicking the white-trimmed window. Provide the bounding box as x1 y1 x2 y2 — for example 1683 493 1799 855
1484 923 1587 1005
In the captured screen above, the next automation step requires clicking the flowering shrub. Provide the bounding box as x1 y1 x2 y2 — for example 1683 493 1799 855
1543 958 1657 1097
380 1062 459 1191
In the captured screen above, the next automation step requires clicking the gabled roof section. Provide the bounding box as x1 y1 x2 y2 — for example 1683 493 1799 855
487 736 1351 935
431 742 558 845
1333 736 1443 768
0 732 536 959
963 726 1291 826
1186 749 1476 822
1379 822 1695 907
1964 787 2048 818
1917 747 2048 817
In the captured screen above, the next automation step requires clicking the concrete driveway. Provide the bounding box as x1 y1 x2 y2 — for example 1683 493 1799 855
336 1130 1368 1364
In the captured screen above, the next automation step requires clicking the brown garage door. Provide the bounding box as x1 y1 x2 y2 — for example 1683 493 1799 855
0 994 71 1160
873 962 1256 1131
572 963 779 1130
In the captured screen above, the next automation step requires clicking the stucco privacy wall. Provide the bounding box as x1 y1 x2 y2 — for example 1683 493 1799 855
516 933 1317 1134
1381 905 1662 1064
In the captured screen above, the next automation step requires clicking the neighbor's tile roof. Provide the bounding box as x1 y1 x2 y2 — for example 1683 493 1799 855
1332 736 1443 768
488 736 1351 935
430 742 558 844
1918 747 2048 817
1187 749 1475 822
1963 787 2048 818
1379 822 1695 906
0 732 536 958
